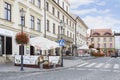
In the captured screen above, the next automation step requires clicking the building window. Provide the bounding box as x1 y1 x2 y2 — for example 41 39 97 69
97 43 100 48
47 20 49 31
52 7 55 15
73 34 74 40
98 38 100 42
66 19 68 25
110 43 112 48
72 23 74 28
30 15 34 29
46 2 49 11
62 2 64 9
70 21 71 27
37 0 41 8
58 26 60 36
4 2 11 21
62 15 64 22
104 38 106 42
104 43 106 48
57 0 59 4
91 38 94 42
109 38 112 42
30 0 35 4
21 16 25 26
67 31 69 37
53 23 55 34
66 6 68 12
63 29 65 35
57 11 59 19
70 33 72 38
37 19 41 32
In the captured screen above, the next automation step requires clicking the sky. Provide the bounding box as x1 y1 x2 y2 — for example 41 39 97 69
68 0 120 33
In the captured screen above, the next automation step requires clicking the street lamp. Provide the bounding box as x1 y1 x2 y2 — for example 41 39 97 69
44 0 47 55
44 0 46 38
74 23 77 56
60 20 64 67
20 8 25 71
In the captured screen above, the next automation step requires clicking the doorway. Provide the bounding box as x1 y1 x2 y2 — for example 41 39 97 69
30 46 34 55
0 36 4 56
6 37 12 55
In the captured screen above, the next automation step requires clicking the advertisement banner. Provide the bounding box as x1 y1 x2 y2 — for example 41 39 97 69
15 55 60 65
15 55 38 65
49 56 60 64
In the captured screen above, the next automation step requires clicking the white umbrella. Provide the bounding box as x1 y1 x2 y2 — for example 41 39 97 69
77 45 89 49
30 37 59 50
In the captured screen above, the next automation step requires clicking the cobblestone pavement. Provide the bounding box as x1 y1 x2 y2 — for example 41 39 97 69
0 57 120 80
0 56 95 73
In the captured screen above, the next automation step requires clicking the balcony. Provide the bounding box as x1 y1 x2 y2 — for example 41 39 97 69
58 34 74 43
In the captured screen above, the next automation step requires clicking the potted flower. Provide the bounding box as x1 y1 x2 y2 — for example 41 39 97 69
15 32 29 44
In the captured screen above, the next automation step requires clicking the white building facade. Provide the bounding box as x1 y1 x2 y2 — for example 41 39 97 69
0 0 45 62
75 17 88 47
0 0 88 62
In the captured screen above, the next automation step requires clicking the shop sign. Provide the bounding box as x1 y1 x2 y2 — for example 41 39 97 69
15 55 38 65
0 28 14 36
26 45 30 55
49 56 60 64
15 55 60 65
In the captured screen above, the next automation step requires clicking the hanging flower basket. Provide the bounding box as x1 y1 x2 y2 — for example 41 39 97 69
15 32 29 44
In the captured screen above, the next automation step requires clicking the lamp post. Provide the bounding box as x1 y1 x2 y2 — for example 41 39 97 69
74 22 77 56
60 20 63 67
44 0 47 55
20 8 25 71
44 0 46 38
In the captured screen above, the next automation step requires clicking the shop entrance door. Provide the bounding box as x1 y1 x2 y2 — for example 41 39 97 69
0 36 4 56
6 37 12 55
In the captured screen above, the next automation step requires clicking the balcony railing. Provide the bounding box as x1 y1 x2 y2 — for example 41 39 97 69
58 34 74 43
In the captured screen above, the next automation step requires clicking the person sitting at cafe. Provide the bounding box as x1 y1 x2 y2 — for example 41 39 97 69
36 48 40 55
38 55 44 66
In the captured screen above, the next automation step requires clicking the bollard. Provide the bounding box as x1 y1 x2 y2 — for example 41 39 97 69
53 63 56 68
39 63 43 69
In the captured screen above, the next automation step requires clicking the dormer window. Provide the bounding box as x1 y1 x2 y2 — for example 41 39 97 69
93 32 100 36
104 32 111 35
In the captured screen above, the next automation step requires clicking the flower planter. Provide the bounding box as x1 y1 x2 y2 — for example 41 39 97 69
15 32 29 44
92 52 105 57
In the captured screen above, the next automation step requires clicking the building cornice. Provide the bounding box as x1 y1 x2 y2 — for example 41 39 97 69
76 16 88 29
51 0 76 22
91 36 114 37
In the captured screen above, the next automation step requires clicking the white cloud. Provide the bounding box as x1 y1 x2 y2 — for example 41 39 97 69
69 0 120 33
83 16 120 32
100 9 110 14
115 4 120 8
71 8 110 15
69 0 96 9
96 1 106 6
71 8 97 15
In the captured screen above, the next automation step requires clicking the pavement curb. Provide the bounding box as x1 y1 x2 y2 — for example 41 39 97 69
0 57 97 73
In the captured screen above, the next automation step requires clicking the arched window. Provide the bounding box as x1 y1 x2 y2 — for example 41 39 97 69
104 32 111 36
93 32 100 36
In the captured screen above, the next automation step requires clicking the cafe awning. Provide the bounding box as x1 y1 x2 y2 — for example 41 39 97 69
30 36 59 50
77 45 89 50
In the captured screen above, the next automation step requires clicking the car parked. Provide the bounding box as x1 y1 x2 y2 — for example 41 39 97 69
111 53 117 58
